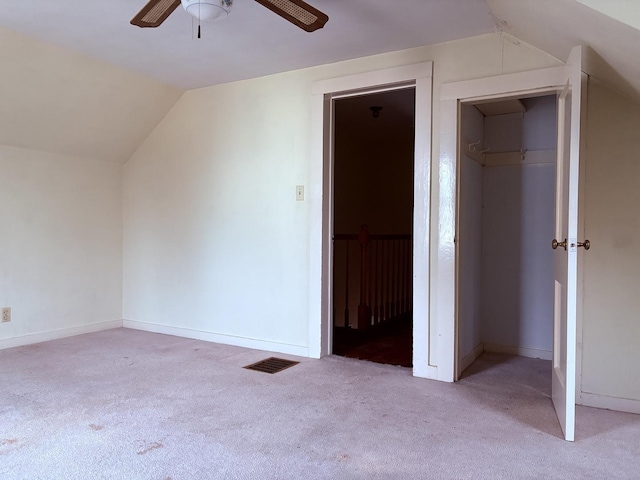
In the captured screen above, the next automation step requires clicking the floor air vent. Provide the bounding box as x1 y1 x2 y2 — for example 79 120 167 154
244 357 299 374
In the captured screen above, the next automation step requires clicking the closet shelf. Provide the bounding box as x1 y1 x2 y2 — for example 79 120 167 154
484 149 555 167
463 148 556 167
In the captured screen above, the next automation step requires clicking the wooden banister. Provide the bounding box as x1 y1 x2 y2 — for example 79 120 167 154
358 225 370 330
333 225 412 330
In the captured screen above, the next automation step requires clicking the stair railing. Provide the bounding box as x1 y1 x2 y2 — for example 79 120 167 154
333 225 412 330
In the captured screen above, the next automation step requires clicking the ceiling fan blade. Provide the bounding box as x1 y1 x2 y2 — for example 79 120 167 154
131 0 182 28
254 0 328 32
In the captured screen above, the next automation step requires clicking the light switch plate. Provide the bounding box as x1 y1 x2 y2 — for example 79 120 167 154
296 185 304 201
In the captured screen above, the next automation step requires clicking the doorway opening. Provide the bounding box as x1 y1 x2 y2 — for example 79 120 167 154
331 88 416 368
455 93 558 383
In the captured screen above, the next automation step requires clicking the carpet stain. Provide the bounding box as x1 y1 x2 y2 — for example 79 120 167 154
137 441 164 455
89 424 104 431
337 453 351 461
1 439 19 446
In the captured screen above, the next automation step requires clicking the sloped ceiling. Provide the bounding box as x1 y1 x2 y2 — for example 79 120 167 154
489 0 640 101
2 1 638 94
0 27 182 164
1 0 639 164
575 0 640 31
0 0 498 90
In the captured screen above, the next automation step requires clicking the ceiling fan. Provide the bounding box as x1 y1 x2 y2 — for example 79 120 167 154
131 0 329 33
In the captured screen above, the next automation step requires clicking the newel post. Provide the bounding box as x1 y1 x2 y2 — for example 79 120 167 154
357 224 371 330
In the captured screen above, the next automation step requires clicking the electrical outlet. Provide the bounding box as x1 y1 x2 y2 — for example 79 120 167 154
1 307 10 323
296 185 304 201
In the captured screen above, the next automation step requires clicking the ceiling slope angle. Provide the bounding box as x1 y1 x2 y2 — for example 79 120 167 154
0 26 183 164
488 0 640 102
575 0 640 32
0 0 497 89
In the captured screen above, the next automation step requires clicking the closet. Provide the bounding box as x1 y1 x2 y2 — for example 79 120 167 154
457 94 558 376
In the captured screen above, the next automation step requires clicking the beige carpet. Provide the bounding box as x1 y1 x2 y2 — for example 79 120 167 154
1 328 639 479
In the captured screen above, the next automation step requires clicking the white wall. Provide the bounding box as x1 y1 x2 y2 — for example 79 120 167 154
0 26 181 349
580 79 640 409
483 96 556 153
481 163 555 355
123 71 313 353
0 146 123 347
521 96 557 151
123 33 561 357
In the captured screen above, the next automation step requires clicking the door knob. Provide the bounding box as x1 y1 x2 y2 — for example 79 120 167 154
552 238 567 251
577 240 590 250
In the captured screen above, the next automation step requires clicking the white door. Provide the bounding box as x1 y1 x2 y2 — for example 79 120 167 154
552 46 584 442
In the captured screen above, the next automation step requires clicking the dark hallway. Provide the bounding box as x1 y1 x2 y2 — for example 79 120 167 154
331 87 416 369
333 316 412 367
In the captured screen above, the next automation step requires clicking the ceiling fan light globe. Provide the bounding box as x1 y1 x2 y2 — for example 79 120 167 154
181 0 232 21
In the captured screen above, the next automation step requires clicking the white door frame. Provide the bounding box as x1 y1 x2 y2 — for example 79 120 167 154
308 62 434 379
439 65 585 393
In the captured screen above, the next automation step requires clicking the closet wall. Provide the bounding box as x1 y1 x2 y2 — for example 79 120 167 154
458 96 557 369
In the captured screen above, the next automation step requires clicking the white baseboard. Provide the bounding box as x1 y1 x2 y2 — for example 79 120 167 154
0 320 123 350
459 343 484 374
483 343 552 361
579 392 640 415
123 319 310 357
